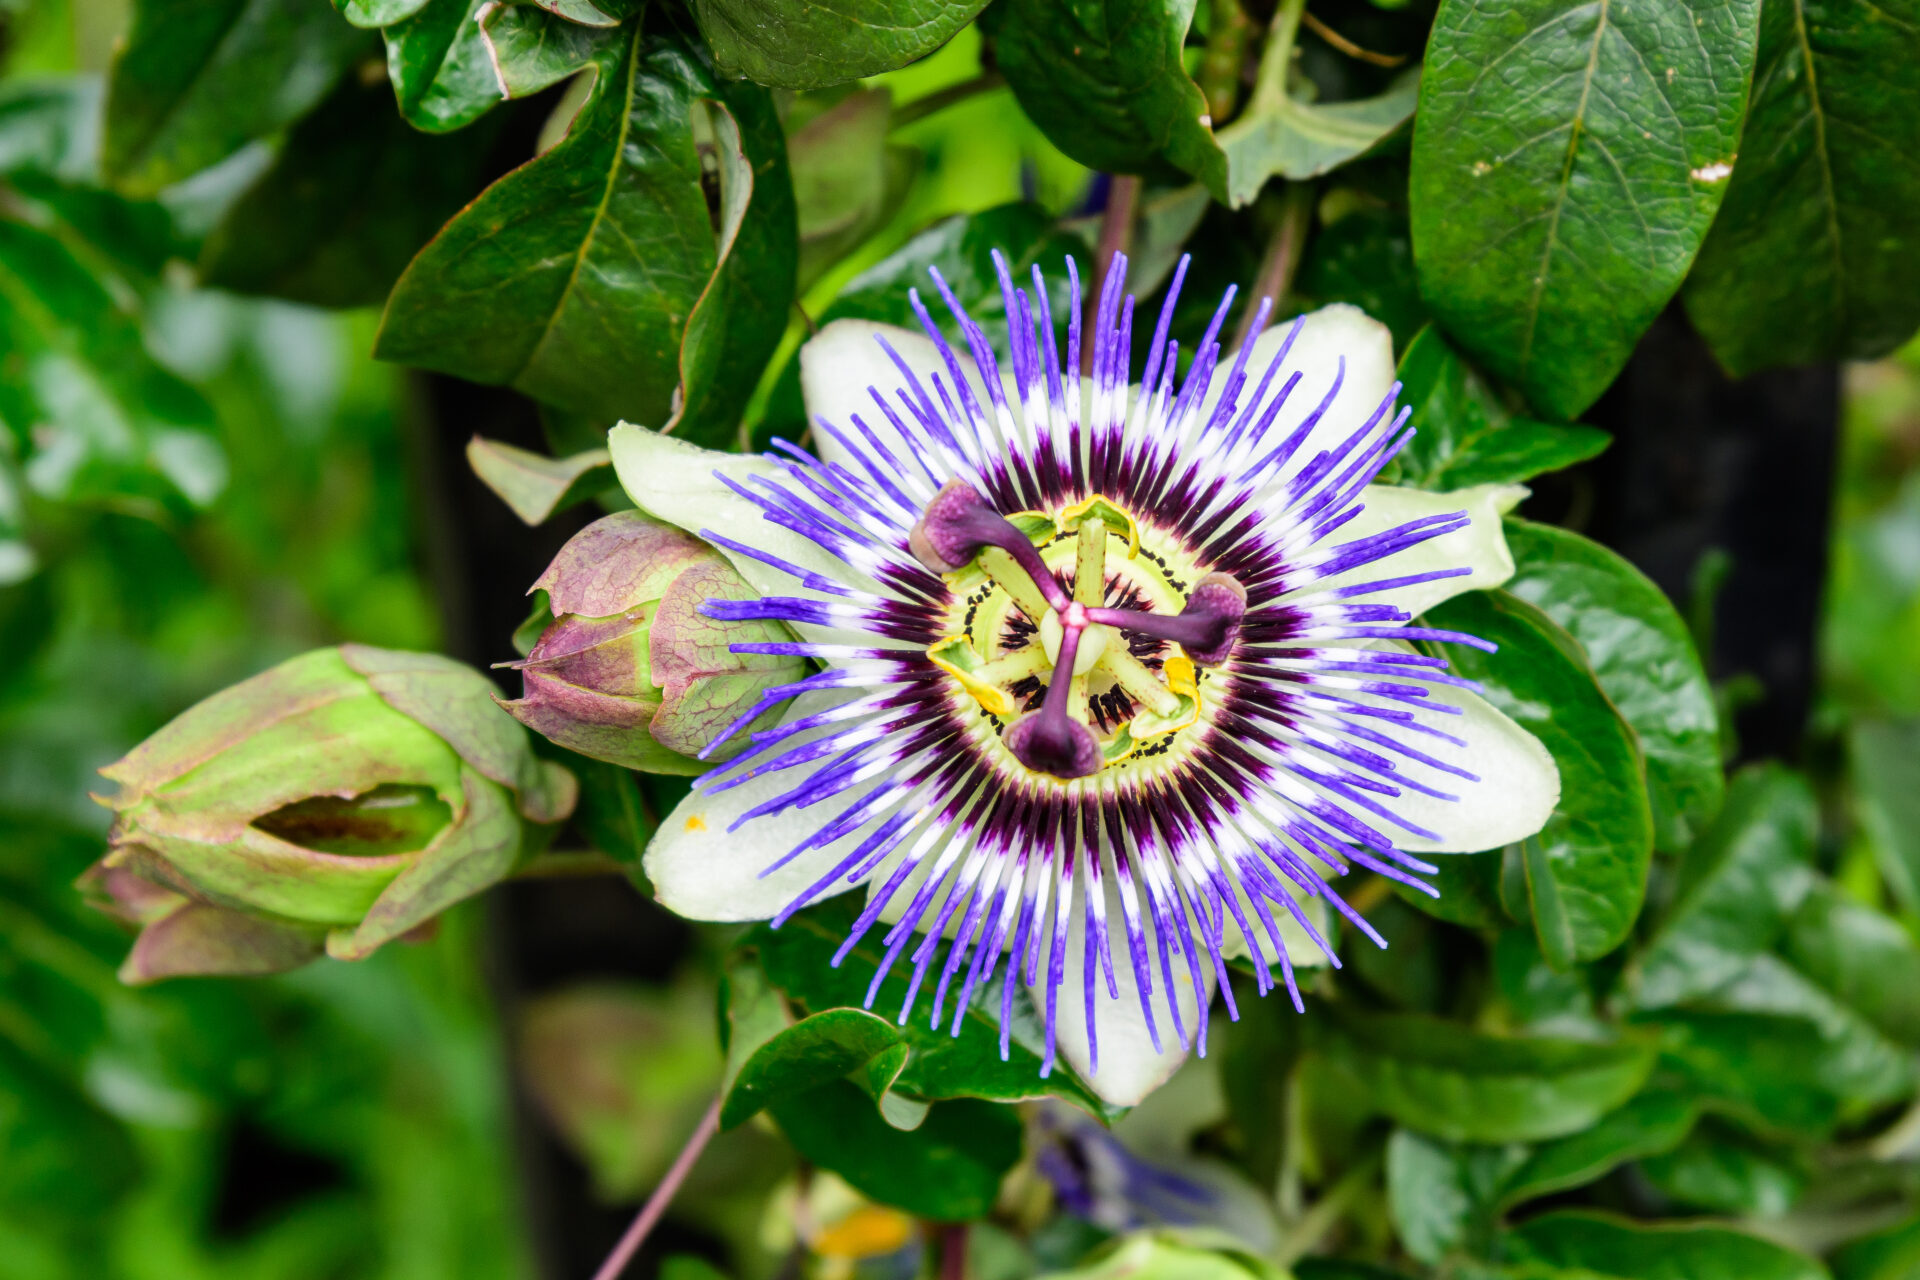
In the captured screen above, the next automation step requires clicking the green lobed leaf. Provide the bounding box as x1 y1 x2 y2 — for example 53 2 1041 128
1409 0 1763 418
748 898 1118 1118
988 0 1226 194
1216 76 1419 208
197 73 499 308
102 0 372 197
465 437 614 526
1426 591 1653 967
691 0 990 90
1681 0 1920 375
381 0 503 134
1317 1003 1657 1144
1504 519 1719 851
1501 1211 1827 1280
770 1079 1021 1220
1628 763 1816 1009
376 21 797 443
1392 328 1610 490
1781 879 1920 1048
1850 718 1920 916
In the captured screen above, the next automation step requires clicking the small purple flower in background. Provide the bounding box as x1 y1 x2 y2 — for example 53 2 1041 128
1033 1104 1216 1233
610 253 1558 1105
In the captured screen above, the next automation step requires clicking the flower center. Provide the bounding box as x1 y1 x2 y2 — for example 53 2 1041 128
911 481 1246 782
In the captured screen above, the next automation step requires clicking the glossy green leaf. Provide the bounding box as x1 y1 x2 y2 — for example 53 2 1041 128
789 89 919 290
1682 0 1920 375
198 74 498 308
1635 1122 1802 1215
1628 764 1816 1009
1502 1211 1826 1280
0 218 223 513
333 0 431 25
750 899 1114 1117
466 437 613 526
102 0 372 197
1410 0 1762 418
1392 329 1610 490
1427 591 1652 966
1318 1004 1657 1144
989 0 1226 193
721 1006 906 1129
770 1079 1020 1220
692 0 990 90
381 0 502 134
376 23 797 443
1504 519 1719 850
1851 718 1920 916
1781 880 1920 1048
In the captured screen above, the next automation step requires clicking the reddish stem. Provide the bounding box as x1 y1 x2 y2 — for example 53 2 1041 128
589 1096 722 1280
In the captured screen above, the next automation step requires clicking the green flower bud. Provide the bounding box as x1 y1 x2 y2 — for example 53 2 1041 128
85 645 576 982
500 511 806 774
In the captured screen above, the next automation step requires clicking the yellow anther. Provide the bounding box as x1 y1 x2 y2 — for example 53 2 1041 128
926 636 1016 716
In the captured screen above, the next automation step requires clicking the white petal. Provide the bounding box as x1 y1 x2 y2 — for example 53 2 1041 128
641 691 883 922
1377 674 1560 855
1202 303 1397 469
802 320 949 475
1032 871 1213 1108
1303 481 1526 617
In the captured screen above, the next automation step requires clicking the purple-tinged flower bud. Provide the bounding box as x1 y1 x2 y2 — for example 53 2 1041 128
500 511 807 773
84 645 577 983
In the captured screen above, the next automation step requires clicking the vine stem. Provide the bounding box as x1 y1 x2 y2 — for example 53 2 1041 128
1228 182 1315 353
1082 174 1141 374
891 71 1006 131
589 1096 722 1280
937 1222 970 1280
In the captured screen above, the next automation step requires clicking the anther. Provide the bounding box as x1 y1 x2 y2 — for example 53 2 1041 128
1087 571 1247 666
908 480 1069 610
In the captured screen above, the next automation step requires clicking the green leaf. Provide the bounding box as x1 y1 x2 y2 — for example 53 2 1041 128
1834 1214 1920 1280
1504 519 1720 851
1394 851 1507 930
1318 1004 1657 1144
1217 77 1419 208
0 1041 140 1216
381 0 503 133
1781 880 1920 1048
466 437 613 526
1682 0 1920 374
1496 1090 1697 1209
1426 591 1653 966
989 0 1226 194
1502 1211 1827 1280
789 89 919 290
1409 0 1763 418
1042 1233 1286 1280
564 754 654 870
375 22 797 443
1635 1121 1802 1215
333 0 431 25
0 218 224 514
102 0 372 197
1392 328 1610 490
197 74 498 308
1851 718 1920 916
1386 1128 1517 1263
1491 929 1600 1035
1295 203 1425 353
770 1079 1021 1220
691 0 990 90
722 1006 906 1129
1628 764 1816 1009
749 898 1117 1118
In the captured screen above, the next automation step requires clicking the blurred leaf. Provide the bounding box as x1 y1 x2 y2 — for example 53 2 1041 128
1395 851 1506 930
1491 929 1598 1035
0 79 102 182
1833 1214 1920 1280
1409 0 1762 418
1682 0 1920 375
101 0 371 197
0 218 225 513
381 0 502 133
750 898 1117 1117
1427 591 1652 967
1386 1128 1516 1263
1504 519 1719 851
1781 880 1920 1048
566 755 654 869
1216 77 1418 208
1502 1211 1825 1280
770 1079 1020 1220
692 0 990 90
377 21 796 443
1392 329 1610 490
198 74 498 308
989 0 1226 193
1497 1090 1697 1209
1293 1264 1415 1280
789 89 919 290
1635 1122 1801 1215
0 1041 140 1216
465 437 612 525
1318 1003 1657 1144
1628 764 1816 1009
1851 718 1920 916
1038 1232 1285 1280
334 0 433 23
1295 203 1424 352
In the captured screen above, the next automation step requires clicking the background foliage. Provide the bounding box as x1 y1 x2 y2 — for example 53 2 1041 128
3 0 1920 1278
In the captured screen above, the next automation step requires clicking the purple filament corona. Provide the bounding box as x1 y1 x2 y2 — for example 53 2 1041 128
693 250 1491 1082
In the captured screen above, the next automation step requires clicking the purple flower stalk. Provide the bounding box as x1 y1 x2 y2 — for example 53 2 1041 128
610 253 1559 1105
